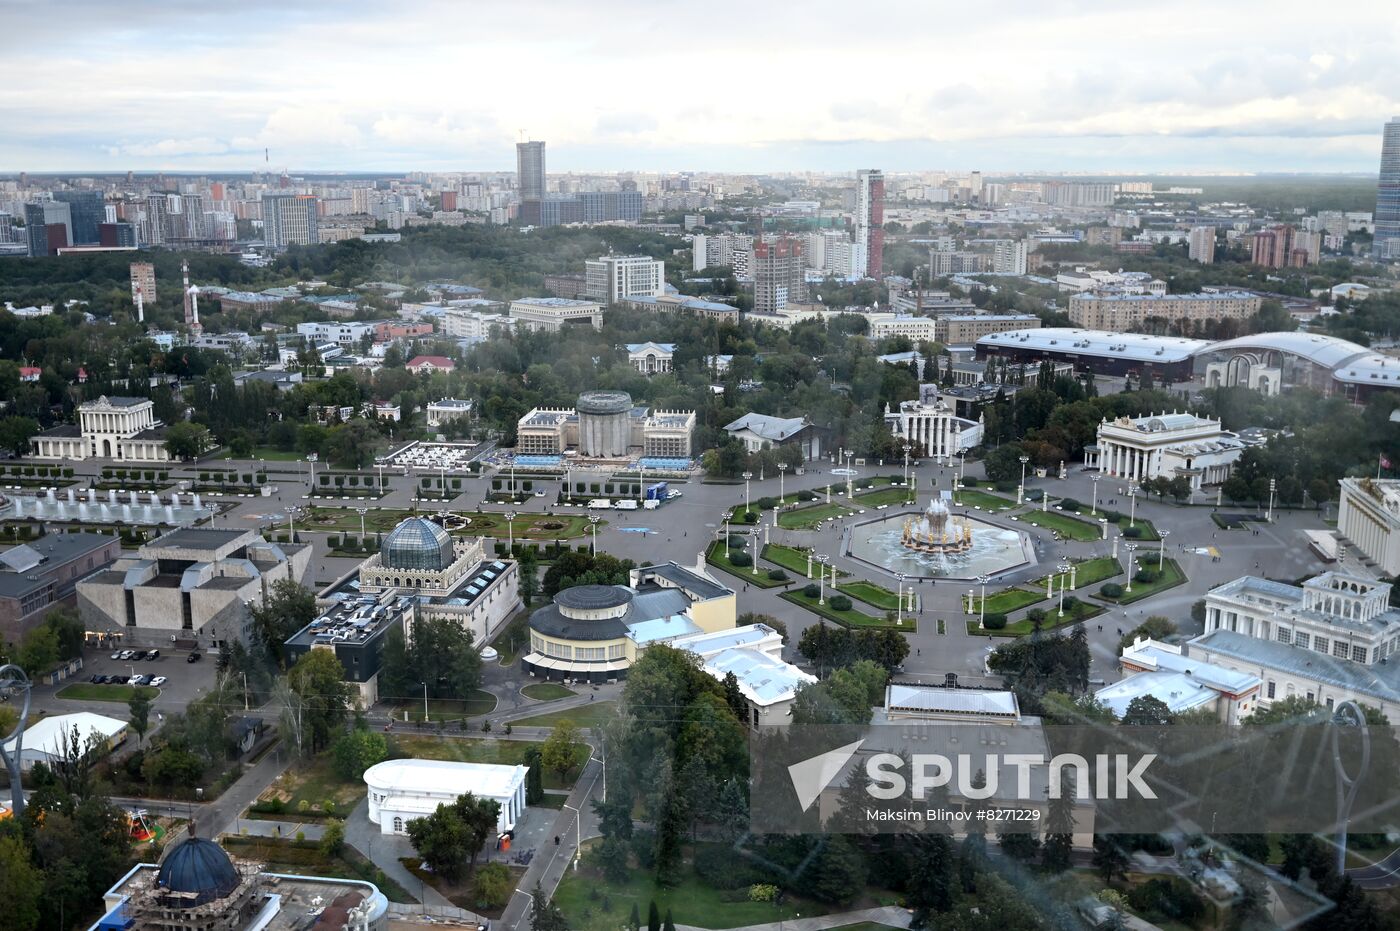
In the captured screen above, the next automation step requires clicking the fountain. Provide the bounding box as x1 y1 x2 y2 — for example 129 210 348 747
129 491 139 507
845 488 1031 579
0 484 214 528
108 489 118 506
65 488 75 505
87 487 97 505
900 498 973 555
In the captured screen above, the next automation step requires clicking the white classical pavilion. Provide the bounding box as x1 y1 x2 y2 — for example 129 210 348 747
1337 477 1400 576
884 390 983 460
30 396 171 461
1084 411 1243 490
364 758 529 835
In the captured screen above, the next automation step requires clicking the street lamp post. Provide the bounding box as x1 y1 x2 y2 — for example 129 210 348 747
1128 484 1138 528
742 471 753 517
1158 529 1171 569
778 462 789 506
902 445 913 504
505 511 517 555
356 507 368 543
1018 455 1030 505
1090 475 1101 516
1124 542 1139 593
1267 478 1277 523
723 517 731 558
816 555 829 604
977 573 990 629
286 505 301 543
421 681 429 723
751 529 759 575
1057 563 1071 617
589 516 601 555
895 572 906 626
561 804 582 871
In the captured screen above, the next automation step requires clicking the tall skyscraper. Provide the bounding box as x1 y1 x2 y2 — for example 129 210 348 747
516 140 546 201
262 194 320 248
753 237 806 314
130 262 157 305
855 169 884 278
1189 226 1216 264
52 190 104 244
1374 117 1400 260
23 203 47 257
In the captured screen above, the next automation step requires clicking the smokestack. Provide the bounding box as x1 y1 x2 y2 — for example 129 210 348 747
135 287 144 323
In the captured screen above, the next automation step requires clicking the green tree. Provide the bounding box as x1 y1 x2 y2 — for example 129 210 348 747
319 818 346 857
332 725 388 780
0 415 39 455
541 719 583 781
472 862 512 910
17 624 59 675
1093 833 1130 883
287 648 353 754
802 835 866 904
127 692 153 747
407 801 471 880
1120 694 1174 726
249 578 316 668
164 421 211 460
0 835 42 931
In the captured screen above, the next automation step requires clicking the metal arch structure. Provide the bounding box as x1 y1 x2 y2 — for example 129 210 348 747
1331 699 1372 876
0 662 33 817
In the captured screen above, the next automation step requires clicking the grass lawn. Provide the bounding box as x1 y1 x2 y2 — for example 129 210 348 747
953 489 1017 510
966 598 1105 637
554 841 826 931
534 792 568 809
56 683 159 702
219 446 307 462
1097 557 1187 605
853 487 915 508
221 837 415 903
760 543 850 578
400 857 528 916
777 502 852 530
1019 508 1102 541
522 683 575 701
254 752 366 816
839 579 903 611
781 589 914 632
393 735 589 791
1026 556 1122 592
490 611 531 666
706 541 785 588
961 587 1045 615
387 691 498 723
512 700 619 731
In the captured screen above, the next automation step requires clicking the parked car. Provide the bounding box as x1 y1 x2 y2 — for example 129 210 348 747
89 674 104 684
534 491 546 497
119 650 135 660
132 650 148 661
150 676 167 688
109 651 122 661
110 675 128 685
146 649 160 660
187 652 202 663
130 675 149 687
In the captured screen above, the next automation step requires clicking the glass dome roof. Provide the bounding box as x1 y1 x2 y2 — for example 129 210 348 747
381 517 455 571
156 837 241 906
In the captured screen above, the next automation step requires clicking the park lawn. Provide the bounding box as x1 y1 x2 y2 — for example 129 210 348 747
840 579 904 611
781 590 914 632
777 502 852 530
965 599 1105 637
760 543 850 579
534 792 568 809
387 691 498 723
512 700 619 731
953 489 1017 510
554 841 827 931
490 612 531 666
221 837 415 904
853 487 915 508
961 587 1045 615
394 735 590 791
1019 508 1101 541
706 541 785 588
218 446 307 462
255 751 366 817
522 683 575 701
56 683 159 702
1025 556 1122 592
1097 557 1188 605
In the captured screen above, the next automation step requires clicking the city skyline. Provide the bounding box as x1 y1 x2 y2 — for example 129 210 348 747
3 0 1398 174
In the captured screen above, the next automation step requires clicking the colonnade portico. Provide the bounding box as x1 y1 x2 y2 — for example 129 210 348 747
1098 441 1158 482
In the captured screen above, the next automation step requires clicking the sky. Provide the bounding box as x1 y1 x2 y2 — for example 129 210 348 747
3 0 1399 175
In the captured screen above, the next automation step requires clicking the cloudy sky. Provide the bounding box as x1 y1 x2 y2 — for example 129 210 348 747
3 0 1397 174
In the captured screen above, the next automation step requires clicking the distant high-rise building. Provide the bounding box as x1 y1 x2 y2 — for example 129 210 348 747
753 237 805 314
23 203 47 257
52 190 103 244
1189 226 1216 264
1374 117 1400 260
142 194 170 245
100 222 137 247
130 262 157 305
855 169 884 278
992 239 1028 275
1251 224 1294 268
517 140 546 201
262 194 320 248
585 255 666 304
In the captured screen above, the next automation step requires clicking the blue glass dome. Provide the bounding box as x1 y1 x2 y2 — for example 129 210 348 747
381 517 455 571
157 837 240 905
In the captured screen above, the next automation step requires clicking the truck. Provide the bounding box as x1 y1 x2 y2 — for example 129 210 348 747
643 499 660 510
587 498 612 509
615 499 638 510
644 482 669 501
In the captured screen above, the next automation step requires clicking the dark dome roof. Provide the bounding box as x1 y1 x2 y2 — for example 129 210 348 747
157 837 240 905
555 584 632 610
381 517 454 571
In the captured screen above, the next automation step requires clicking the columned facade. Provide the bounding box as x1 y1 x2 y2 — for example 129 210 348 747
886 396 983 459
30 396 170 461
1087 412 1242 490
